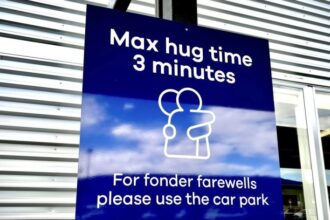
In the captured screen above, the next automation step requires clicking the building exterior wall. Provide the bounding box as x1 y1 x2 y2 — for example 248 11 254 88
0 0 328 219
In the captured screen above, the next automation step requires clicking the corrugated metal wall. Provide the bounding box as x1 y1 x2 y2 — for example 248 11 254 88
0 0 328 219
197 0 330 85
0 0 154 219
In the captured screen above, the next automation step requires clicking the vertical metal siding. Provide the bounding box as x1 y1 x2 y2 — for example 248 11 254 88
0 0 328 219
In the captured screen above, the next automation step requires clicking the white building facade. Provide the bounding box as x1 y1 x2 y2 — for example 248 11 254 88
0 0 329 219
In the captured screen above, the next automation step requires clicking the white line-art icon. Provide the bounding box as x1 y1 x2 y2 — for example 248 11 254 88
158 88 216 160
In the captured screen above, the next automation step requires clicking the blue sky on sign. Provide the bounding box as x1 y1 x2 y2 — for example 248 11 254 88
79 93 281 178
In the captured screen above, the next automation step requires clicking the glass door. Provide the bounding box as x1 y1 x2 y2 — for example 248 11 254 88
315 90 330 206
273 85 317 220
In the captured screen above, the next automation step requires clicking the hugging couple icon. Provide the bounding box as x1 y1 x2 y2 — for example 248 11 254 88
158 88 216 160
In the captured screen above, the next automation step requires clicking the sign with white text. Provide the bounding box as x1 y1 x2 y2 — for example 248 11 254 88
76 5 284 220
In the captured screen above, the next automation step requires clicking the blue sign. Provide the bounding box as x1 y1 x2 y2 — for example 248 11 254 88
76 5 284 220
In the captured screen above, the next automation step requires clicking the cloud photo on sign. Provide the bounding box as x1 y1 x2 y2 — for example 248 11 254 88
78 93 279 178
76 93 283 220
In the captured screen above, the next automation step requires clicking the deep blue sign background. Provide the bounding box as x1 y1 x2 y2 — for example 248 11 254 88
76 5 284 220
83 5 274 111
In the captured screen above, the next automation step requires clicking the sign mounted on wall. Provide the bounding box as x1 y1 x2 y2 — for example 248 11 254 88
76 5 284 219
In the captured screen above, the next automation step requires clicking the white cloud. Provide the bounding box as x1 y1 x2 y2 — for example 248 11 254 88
79 144 277 178
123 103 135 110
205 106 279 160
111 124 162 145
81 96 106 127
79 107 280 178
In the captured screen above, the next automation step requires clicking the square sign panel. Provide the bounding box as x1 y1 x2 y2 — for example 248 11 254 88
76 5 284 220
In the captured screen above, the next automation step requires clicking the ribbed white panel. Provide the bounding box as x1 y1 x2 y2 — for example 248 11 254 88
197 0 330 82
0 0 328 219
0 0 155 219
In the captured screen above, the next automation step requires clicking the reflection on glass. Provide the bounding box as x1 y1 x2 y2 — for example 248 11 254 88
316 91 330 206
274 86 317 220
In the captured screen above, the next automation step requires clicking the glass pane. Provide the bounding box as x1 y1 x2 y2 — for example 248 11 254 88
274 85 317 220
315 91 330 205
